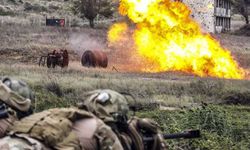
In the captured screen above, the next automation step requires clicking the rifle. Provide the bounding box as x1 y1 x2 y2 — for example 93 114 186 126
143 130 201 141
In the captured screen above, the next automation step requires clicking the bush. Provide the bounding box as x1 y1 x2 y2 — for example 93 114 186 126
8 0 17 4
24 2 47 12
234 24 250 36
23 2 33 11
189 80 225 97
0 5 15 16
222 90 250 105
186 105 231 136
137 105 250 149
45 80 63 97
48 3 60 10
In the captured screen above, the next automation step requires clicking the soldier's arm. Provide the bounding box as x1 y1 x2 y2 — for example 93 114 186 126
0 83 31 112
95 119 124 150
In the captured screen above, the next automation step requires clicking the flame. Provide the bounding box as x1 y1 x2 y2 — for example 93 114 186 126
108 22 128 44
108 0 245 79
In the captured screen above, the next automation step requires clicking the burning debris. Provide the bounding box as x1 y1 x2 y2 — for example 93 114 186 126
108 0 246 79
39 49 69 68
81 50 108 68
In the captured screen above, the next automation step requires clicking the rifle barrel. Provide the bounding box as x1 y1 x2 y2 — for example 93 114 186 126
163 130 200 139
143 130 200 141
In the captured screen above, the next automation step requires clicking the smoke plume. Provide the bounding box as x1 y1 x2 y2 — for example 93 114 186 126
68 31 106 56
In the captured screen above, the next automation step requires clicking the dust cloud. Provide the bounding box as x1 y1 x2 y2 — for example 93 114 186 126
68 32 106 56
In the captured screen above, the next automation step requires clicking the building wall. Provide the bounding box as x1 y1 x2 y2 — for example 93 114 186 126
180 0 231 33
182 0 215 33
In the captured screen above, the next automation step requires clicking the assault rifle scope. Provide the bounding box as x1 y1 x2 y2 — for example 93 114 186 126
143 130 201 141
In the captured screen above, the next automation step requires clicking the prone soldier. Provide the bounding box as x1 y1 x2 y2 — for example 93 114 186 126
0 86 124 149
80 90 200 149
0 107 123 150
79 89 167 150
0 77 34 137
0 88 199 150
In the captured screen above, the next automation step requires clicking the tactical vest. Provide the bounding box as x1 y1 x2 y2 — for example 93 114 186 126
9 108 124 150
10 108 94 150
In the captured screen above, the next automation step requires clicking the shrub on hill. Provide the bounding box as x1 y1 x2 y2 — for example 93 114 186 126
0 5 15 16
24 2 47 12
234 24 250 36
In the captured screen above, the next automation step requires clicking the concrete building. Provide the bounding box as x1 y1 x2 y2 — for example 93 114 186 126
180 0 231 33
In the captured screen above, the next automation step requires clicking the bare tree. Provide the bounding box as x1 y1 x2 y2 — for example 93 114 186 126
98 0 116 17
231 0 249 24
72 0 116 28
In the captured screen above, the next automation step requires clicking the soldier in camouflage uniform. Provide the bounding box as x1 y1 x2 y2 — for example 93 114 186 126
0 85 123 149
0 77 34 138
0 88 166 150
0 107 123 150
79 89 167 150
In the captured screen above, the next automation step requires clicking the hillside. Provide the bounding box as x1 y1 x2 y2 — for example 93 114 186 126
0 0 119 27
0 0 115 65
1 1 250 149
0 0 72 16
0 0 87 26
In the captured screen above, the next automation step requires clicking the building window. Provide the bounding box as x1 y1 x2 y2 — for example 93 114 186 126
219 0 223 7
216 0 219 7
216 17 219 26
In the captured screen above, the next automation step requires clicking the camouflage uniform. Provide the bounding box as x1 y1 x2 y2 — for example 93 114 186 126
0 77 33 138
80 89 167 150
0 88 166 150
0 107 123 150
0 135 48 150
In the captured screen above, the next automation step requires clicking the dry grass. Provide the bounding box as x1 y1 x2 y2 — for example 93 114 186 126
214 34 250 69
0 19 250 109
1 24 250 73
0 0 118 28
0 24 82 63
1 63 250 111
0 2 249 148
0 20 250 150
1 64 250 150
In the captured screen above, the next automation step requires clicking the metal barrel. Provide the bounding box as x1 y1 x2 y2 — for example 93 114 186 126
81 50 108 68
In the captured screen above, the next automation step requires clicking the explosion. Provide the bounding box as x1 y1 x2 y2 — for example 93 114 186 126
108 0 246 79
108 22 128 43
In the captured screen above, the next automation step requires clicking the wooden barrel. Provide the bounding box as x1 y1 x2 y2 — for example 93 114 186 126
81 50 108 68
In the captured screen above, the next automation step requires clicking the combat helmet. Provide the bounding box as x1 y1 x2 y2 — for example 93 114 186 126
0 77 34 118
79 89 130 124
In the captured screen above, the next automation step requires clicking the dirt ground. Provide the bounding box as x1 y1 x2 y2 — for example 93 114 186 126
0 25 249 73
0 20 250 150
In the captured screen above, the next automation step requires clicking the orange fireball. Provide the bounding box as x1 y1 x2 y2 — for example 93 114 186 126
108 22 128 44
109 0 245 79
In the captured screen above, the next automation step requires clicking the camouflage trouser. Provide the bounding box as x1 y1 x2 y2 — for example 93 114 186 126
0 134 50 150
